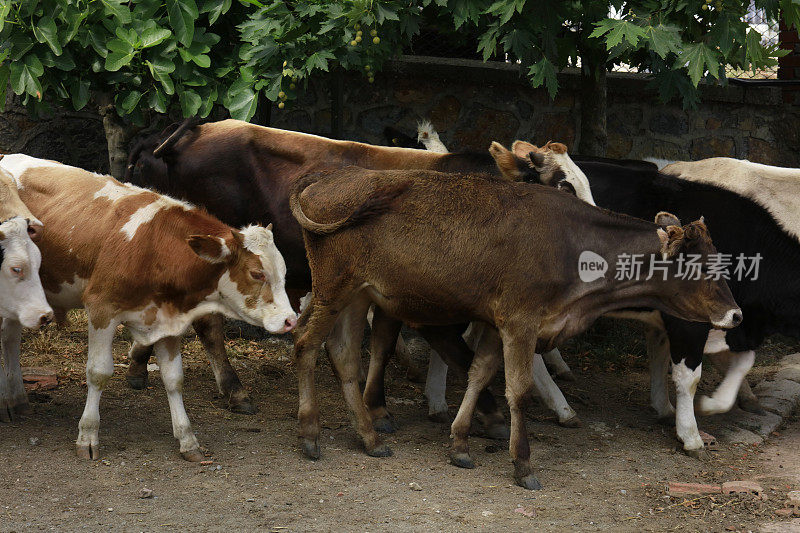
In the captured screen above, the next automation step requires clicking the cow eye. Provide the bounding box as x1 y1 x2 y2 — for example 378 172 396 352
10 266 23 278
250 270 266 282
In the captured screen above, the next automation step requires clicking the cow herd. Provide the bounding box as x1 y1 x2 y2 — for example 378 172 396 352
0 117 797 490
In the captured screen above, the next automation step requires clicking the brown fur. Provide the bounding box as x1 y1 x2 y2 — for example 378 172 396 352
291 167 740 488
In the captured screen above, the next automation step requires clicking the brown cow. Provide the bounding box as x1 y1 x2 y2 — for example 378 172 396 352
0 154 297 460
124 120 593 413
289 167 741 489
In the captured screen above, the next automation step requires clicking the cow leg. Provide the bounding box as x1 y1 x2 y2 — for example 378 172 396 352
76 321 118 460
696 349 755 416
500 327 542 490
0 318 17 422
125 342 152 390
153 336 203 461
1 319 29 416
447 326 502 469
532 352 581 427
542 348 575 381
394 332 426 384
193 313 254 414
646 323 675 421
672 359 705 456
362 306 402 435
424 351 450 422
294 295 355 460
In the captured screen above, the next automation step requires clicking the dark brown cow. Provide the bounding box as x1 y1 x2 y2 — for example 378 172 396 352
289 167 741 490
124 120 591 412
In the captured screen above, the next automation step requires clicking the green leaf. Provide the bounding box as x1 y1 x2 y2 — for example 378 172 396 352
605 20 646 49
305 50 335 72
226 85 258 121
0 3 10 33
50 49 77 70
10 54 44 98
105 39 135 71
146 57 176 94
148 88 168 113
198 85 217 117
679 42 720 86
0 65 9 111
375 3 399 23
201 0 232 24
70 79 91 110
167 0 199 47
179 88 202 116
87 27 109 58
528 57 558 99
8 33 35 61
140 27 172 49
101 0 132 24
34 16 63 56
646 25 681 59
121 90 143 113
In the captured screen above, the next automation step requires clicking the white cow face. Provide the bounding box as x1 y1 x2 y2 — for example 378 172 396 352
188 224 297 334
512 141 597 206
0 217 54 328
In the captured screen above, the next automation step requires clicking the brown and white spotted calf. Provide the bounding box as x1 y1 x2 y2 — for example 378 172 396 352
0 154 296 460
290 167 741 489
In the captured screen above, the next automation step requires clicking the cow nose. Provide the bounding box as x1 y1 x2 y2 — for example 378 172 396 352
283 316 297 332
730 309 743 328
39 311 54 328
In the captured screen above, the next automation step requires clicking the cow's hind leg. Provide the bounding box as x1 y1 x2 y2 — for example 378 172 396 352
125 341 152 390
424 351 450 423
362 306 402 434
76 321 118 460
697 349 755 416
532 352 580 427
542 348 575 381
193 313 254 414
499 325 542 490
154 336 203 461
1 319 29 417
646 323 675 422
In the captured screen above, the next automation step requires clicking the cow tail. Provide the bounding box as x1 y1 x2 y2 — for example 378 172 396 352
290 174 410 235
152 117 200 158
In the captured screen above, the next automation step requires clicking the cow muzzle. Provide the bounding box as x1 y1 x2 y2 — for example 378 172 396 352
712 308 743 329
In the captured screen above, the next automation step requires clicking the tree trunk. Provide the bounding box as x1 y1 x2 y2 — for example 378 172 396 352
98 104 131 179
578 54 607 157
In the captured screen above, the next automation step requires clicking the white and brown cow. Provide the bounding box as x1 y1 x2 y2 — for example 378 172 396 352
0 154 296 460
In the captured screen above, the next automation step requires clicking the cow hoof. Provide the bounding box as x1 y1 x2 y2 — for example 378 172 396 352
683 447 711 461
228 399 257 415
449 452 475 469
559 415 582 428
738 397 766 416
427 411 451 424
126 374 148 390
556 371 577 382
301 439 321 460
181 449 205 462
366 443 393 457
484 423 510 441
516 474 543 491
76 444 99 460
372 416 396 434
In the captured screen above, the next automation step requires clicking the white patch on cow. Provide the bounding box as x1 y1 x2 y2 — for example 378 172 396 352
45 274 88 311
551 152 596 206
417 120 448 153
662 157 800 241
93 180 147 202
0 154 65 188
122 300 224 346
644 157 676 170
703 328 730 354
121 196 192 240
696 350 755 415
0 217 53 328
299 291 312 313
672 359 704 450
216 268 296 335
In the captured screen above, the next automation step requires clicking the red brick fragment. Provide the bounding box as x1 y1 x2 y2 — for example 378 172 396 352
21 367 58 391
667 482 722 496
721 480 763 495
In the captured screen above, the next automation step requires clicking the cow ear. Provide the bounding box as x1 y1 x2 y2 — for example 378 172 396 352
654 211 681 228
489 142 525 181
266 222 273 232
187 235 229 263
230 229 245 247
657 225 684 258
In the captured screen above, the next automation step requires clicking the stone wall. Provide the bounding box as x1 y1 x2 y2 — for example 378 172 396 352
3 55 799 170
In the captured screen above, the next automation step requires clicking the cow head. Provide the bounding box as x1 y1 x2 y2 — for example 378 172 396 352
0 217 54 329
187 224 297 334
490 141 596 205
654 212 742 329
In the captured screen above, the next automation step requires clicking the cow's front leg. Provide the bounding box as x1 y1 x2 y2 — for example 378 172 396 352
672 358 705 457
193 313 254 414
646 323 674 421
500 326 542 490
125 341 153 390
76 320 118 459
697 349 755 416
362 306 402 434
153 336 202 461
1 319 29 417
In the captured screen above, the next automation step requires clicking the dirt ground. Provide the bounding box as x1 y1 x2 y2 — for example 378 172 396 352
2 313 800 532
